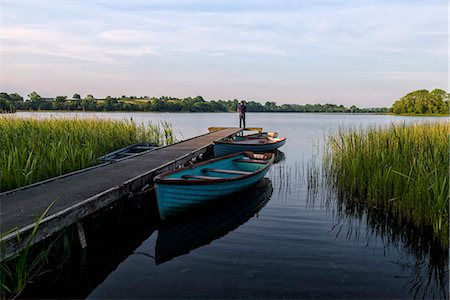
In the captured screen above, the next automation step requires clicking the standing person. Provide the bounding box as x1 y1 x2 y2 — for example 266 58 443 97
237 101 247 128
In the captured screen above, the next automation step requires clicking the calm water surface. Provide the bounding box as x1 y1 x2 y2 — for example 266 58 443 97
17 112 448 299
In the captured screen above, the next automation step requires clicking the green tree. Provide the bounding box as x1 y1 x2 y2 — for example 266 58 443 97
0 98 15 112
73 94 81 100
264 101 277 112
104 96 118 111
391 89 448 115
0 93 16 112
0 92 11 101
55 96 67 103
28 91 42 101
193 95 205 102
9 93 23 102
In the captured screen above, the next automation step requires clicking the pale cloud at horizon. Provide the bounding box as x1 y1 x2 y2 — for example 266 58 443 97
2 0 447 107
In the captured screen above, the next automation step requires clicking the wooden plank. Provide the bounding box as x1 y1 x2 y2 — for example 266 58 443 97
0 128 241 260
208 127 262 133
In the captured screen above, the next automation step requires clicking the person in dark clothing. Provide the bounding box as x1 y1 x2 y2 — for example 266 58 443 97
237 101 247 128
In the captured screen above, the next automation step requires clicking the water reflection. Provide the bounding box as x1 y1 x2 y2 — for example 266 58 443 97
335 199 448 299
17 113 447 299
268 155 308 203
307 176 449 299
273 150 285 164
154 179 273 265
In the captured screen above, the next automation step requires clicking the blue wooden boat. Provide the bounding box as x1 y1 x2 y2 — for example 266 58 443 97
154 152 274 219
214 136 286 157
155 178 273 264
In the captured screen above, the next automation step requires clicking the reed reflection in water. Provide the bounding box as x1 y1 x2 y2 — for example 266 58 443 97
267 150 307 202
305 149 449 299
140 179 273 265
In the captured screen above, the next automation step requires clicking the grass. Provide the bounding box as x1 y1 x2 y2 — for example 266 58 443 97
324 122 449 247
1 201 56 299
0 117 174 192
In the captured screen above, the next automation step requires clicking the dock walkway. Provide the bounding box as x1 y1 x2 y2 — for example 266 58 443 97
0 128 241 258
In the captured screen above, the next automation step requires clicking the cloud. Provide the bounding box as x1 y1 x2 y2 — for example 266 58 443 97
100 30 151 42
4 1 447 60
2 1 447 105
3 26 159 65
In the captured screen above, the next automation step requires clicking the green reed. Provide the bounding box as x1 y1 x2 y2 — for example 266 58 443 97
0 201 56 299
0 117 174 192
324 122 449 247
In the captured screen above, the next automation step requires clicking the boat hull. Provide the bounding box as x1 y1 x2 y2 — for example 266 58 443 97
214 138 286 157
154 152 274 219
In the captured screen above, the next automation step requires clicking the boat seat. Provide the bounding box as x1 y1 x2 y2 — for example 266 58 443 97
202 168 252 175
233 159 267 164
181 175 218 180
132 146 155 150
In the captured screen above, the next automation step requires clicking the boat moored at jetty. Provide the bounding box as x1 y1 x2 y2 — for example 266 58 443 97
99 142 157 162
213 136 286 157
154 151 274 219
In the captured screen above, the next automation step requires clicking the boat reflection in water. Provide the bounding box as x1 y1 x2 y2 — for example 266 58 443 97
154 178 273 265
274 150 285 164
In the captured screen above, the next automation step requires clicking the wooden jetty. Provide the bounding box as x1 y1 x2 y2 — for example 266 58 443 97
0 128 241 260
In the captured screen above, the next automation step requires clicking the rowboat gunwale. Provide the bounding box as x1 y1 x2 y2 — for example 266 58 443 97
215 137 286 146
240 132 278 139
154 151 274 185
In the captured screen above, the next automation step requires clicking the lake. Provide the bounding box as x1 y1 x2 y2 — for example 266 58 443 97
16 112 448 299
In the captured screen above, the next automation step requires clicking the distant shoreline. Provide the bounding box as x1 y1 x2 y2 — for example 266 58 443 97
5 110 447 117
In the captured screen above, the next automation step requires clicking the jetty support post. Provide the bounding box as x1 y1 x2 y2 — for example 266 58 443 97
76 222 87 249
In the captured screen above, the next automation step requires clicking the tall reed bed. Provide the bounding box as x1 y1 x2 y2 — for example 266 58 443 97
324 122 449 247
0 117 174 192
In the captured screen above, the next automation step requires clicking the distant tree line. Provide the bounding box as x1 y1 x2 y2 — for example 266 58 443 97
0 92 21 113
391 89 448 115
0 92 388 113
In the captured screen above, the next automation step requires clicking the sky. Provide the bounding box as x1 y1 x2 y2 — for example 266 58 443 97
1 0 448 107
